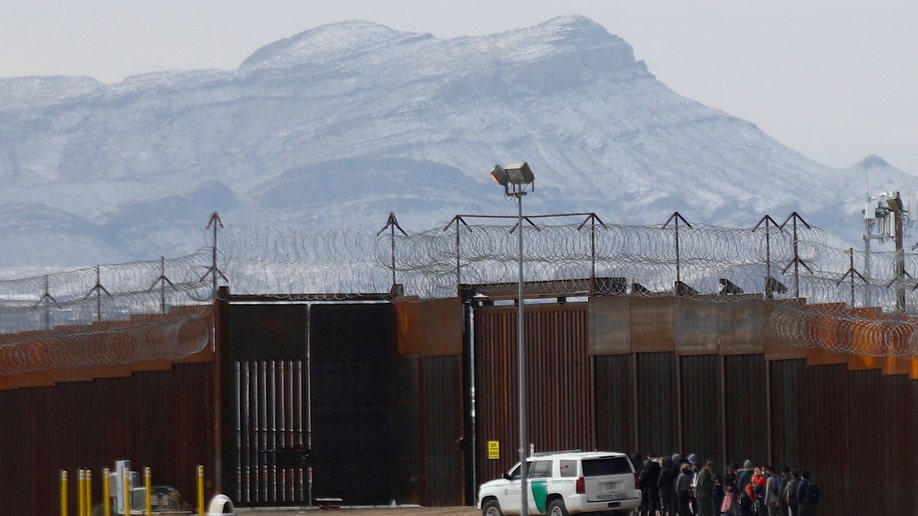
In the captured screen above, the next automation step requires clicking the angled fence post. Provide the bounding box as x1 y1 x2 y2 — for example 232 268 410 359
377 212 407 294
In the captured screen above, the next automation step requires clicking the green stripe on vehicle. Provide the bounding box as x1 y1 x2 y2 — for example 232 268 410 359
530 479 548 513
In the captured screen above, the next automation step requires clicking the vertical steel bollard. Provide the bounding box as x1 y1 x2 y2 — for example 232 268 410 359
197 464 205 516
103 467 111 516
61 470 69 516
85 469 93 516
145 467 152 516
78 469 85 516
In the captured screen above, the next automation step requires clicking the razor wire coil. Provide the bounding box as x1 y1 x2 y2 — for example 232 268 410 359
3 214 918 370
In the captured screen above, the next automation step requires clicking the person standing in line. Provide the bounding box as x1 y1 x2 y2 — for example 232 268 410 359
795 471 819 516
658 455 676 516
736 460 754 516
712 463 725 516
694 461 716 516
631 453 646 514
639 453 661 516
763 465 781 516
778 467 790 516
676 462 694 516
720 464 739 516
744 467 765 516
782 470 800 516
687 454 701 515
670 454 684 516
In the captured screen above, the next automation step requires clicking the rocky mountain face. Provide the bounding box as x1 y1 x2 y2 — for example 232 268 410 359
0 15 914 273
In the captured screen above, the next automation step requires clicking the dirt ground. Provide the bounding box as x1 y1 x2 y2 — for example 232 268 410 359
235 506 479 516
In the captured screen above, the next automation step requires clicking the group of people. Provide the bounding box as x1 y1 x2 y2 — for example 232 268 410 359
632 453 821 516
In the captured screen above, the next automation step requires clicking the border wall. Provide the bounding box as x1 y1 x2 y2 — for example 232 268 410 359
1 292 917 514
473 294 918 515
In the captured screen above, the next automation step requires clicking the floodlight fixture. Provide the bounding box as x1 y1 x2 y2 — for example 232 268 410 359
887 193 904 212
491 162 535 196
489 164 509 186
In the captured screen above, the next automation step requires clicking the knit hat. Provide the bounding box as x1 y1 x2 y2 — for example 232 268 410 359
687 454 699 465
743 459 753 469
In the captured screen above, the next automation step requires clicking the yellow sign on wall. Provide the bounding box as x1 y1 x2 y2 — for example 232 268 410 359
488 440 500 459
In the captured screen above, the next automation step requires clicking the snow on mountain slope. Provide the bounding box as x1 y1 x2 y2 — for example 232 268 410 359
0 15 916 271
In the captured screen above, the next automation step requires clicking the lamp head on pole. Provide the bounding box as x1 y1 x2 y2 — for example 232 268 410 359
490 162 535 197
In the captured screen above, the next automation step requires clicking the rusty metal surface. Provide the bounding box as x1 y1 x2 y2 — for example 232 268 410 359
474 296 918 514
0 363 216 515
595 354 636 451
2 293 918 515
421 355 465 506
473 303 594 483
588 296 633 355
395 298 463 357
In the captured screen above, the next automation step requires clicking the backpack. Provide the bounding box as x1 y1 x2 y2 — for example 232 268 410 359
803 481 821 504
771 476 783 498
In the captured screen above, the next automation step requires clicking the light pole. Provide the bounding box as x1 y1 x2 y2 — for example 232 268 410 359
490 162 534 516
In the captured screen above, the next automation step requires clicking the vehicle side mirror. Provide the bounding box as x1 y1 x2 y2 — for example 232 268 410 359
503 473 511 480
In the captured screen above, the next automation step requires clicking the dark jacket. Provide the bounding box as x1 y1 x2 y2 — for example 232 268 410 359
640 459 661 494
658 457 675 501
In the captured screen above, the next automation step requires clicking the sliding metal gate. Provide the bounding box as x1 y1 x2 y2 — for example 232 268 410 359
222 303 311 506
221 300 396 507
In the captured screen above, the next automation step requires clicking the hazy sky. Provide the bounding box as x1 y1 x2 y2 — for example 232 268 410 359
3 1 917 178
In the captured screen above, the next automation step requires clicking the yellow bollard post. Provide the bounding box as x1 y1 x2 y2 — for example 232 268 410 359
102 468 111 516
196 465 205 516
85 469 93 516
145 467 152 516
61 470 68 516
78 469 85 516
123 467 132 516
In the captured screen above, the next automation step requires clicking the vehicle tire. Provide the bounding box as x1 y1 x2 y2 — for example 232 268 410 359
547 498 569 516
482 499 504 516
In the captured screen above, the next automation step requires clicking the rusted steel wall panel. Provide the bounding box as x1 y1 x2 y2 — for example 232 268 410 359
630 297 675 351
526 305 593 452
421 355 465 506
634 352 678 457
675 298 768 356
798 363 849 514
0 363 215 516
674 300 723 355
595 354 635 452
722 354 767 465
474 306 516 483
679 355 723 465
396 297 463 357
588 296 633 355
474 303 593 484
769 359 804 468
394 354 422 504
885 376 918 512
719 298 768 355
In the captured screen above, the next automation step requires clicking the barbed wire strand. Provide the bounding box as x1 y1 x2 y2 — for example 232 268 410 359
3 216 918 374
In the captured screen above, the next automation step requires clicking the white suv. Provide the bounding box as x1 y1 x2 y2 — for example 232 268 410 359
477 451 641 516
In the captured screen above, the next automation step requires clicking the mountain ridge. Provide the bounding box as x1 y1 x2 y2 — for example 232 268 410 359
0 16 915 273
